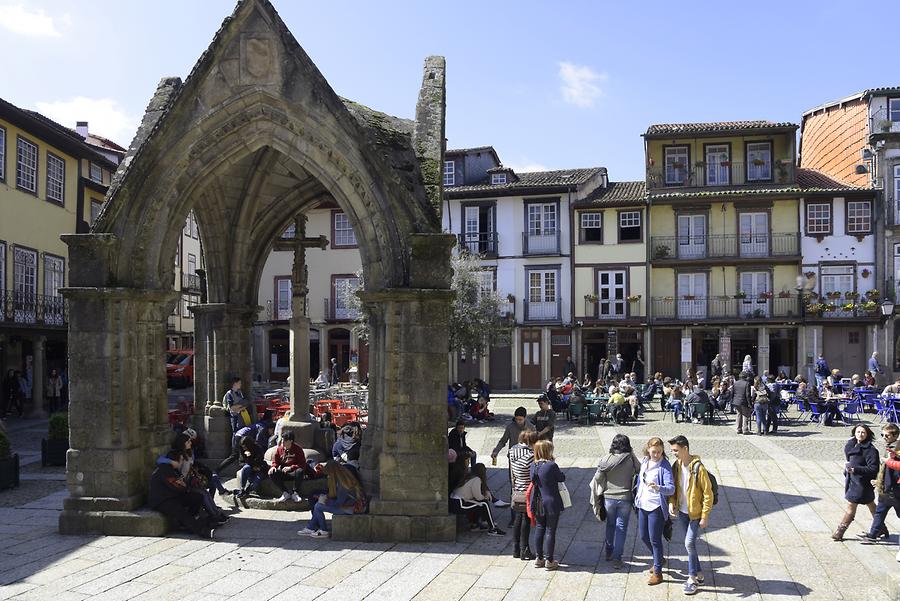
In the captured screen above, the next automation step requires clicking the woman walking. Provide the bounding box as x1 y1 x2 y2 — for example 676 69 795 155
509 431 538 559
531 440 566 570
635 437 675 585
832 425 880 540
752 376 769 435
591 434 641 569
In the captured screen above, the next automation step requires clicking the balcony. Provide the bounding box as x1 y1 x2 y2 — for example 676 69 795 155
522 230 560 255
0 293 67 327
647 161 795 190
650 296 800 322
498 300 515 318
265 300 292 321
524 299 560 322
457 232 499 257
651 233 799 262
804 294 881 321
181 272 201 291
324 298 359 322
869 108 900 136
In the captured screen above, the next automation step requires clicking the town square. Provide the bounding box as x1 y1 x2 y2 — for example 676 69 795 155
0 0 899 599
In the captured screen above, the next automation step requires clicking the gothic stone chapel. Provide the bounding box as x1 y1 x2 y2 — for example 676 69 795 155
59 0 456 542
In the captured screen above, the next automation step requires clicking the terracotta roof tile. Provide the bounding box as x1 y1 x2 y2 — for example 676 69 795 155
446 167 603 196
645 120 798 137
575 181 646 207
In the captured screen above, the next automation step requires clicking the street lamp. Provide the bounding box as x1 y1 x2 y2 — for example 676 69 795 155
881 299 895 322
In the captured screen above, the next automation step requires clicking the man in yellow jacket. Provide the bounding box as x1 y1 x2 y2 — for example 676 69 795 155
668 435 715 596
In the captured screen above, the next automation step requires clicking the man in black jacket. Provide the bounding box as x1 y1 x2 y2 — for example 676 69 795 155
732 371 753 435
149 451 215 538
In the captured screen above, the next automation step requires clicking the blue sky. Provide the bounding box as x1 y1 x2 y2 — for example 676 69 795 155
0 0 894 180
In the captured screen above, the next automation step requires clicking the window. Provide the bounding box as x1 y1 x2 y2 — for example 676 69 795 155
580 212 602 243
527 269 558 320
333 276 360 319
16 136 38 193
0 126 5 181
46 153 65 204
739 271 770 317
738 212 768 256
89 162 102 183
275 277 291 320
182 294 192 318
332 211 357 247
477 270 495 297
664 146 689 185
462 204 496 253
187 254 196 275
746 142 772 181
491 173 507 185
527 203 557 236
283 223 296 238
890 98 900 122
846 200 872 234
705 144 730 185
443 160 455 186
806 202 831 235
13 246 37 323
677 214 707 258
618 211 642 242
91 200 103 225
821 265 854 297
597 270 626 318
43 255 64 297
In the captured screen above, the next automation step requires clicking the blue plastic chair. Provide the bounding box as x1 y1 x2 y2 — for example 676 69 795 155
842 399 863 423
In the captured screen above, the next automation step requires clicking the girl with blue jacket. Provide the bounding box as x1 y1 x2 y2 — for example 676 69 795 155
634 436 675 586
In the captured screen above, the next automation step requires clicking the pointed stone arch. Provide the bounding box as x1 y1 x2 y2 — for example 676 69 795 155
60 0 454 541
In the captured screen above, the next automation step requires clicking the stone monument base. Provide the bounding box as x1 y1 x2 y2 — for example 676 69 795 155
59 508 170 537
331 510 456 542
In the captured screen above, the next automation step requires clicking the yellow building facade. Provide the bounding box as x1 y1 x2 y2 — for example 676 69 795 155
643 121 804 379
0 99 118 413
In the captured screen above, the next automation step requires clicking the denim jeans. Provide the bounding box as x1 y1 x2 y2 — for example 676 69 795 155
513 511 531 551
638 506 666 572
670 400 684 421
678 512 701 577
753 403 769 432
867 492 900 537
534 512 560 562
238 465 262 492
306 499 354 532
604 498 632 561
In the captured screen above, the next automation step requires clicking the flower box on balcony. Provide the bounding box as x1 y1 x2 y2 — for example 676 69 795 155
759 292 774 300
682 295 696 301
806 303 825 316
844 291 859 300
626 295 641 302
841 302 857 312
720 161 731 167
865 289 880 301
826 291 842 300
752 159 766 166
584 294 599 303
672 162 685 169
778 291 792 298
734 291 747 299
859 301 878 312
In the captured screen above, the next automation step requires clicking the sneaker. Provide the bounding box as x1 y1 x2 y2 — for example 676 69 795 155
313 530 330 538
208 529 216 540
486 528 505 537
521 548 534 561
278 492 291 502
493 499 510 508
297 527 318 536
683 580 698 595
291 492 301 503
695 573 705 584
534 558 545 568
545 560 559 571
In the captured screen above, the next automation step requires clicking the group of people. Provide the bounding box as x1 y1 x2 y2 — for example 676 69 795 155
1 367 66 418
149 376 367 538
448 378 492 422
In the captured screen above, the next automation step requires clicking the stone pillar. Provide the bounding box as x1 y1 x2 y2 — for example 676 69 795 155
680 327 693 379
58 285 174 533
280 244 315 449
191 303 255 459
757 327 770 376
28 335 46 418
334 233 457 543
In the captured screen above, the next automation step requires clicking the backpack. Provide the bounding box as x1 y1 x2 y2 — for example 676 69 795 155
692 462 718 506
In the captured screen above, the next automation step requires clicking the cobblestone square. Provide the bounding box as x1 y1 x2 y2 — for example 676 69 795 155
1 397 897 600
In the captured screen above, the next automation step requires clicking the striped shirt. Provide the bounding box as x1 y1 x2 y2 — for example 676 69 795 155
508 444 534 492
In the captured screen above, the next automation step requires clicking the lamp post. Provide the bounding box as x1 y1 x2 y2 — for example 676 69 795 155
881 299 895 324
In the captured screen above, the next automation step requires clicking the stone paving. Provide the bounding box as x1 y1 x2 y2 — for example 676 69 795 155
0 398 898 601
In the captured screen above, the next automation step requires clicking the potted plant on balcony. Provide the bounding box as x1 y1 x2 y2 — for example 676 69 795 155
720 160 731 167
584 294 599 303
654 244 672 259
842 302 857 312
0 430 19 491
859 300 878 313
881 120 893 133
845 291 859 301
861 268 871 279
826 291 842 301
734 291 747 299
806 302 825 316
865 289 880 301
626 294 641 303
41 412 69 467
662 296 674 302
759 291 774 300
778 291 792 299
752 158 766 166
824 303 839 313
682 294 696 301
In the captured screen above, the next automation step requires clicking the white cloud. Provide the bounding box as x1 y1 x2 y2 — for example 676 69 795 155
36 97 137 146
505 160 549 173
0 4 66 37
558 62 607 108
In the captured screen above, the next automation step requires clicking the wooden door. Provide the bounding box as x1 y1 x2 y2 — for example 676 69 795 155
653 330 680 379
489 344 512 391
824 326 865 376
521 329 542 389
550 329 571 379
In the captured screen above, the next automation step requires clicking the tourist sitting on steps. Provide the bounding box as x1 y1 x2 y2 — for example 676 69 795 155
235 435 268 508
297 461 366 538
269 431 305 502
149 450 217 539
164 432 229 525
332 423 362 472
448 456 505 537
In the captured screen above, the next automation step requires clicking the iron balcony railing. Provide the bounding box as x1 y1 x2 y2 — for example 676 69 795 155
324 298 359 321
647 161 794 190
181 272 201 291
870 107 900 136
457 232 499 256
651 233 799 261
0 292 67 326
650 296 800 322
524 299 560 321
265 300 292 321
522 230 561 255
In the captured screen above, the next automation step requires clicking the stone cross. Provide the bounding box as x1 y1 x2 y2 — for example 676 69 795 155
274 215 327 425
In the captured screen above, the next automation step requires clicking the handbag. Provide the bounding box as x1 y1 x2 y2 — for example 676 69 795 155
511 489 528 513
558 481 572 509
